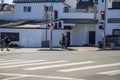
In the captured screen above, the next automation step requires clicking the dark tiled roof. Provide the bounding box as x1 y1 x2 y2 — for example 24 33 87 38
0 4 14 11
13 0 65 3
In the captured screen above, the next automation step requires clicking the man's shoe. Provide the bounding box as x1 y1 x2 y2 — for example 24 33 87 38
7 49 10 51
1 49 3 51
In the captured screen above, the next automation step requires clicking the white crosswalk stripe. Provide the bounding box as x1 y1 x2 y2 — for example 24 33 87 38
0 60 69 68
24 61 95 70
98 70 120 75
0 59 22 63
0 60 45 66
0 73 86 80
58 63 120 72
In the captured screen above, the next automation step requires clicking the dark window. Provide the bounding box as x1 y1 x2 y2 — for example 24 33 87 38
102 0 104 2
64 26 72 29
112 2 120 9
23 6 31 12
64 7 69 12
1 32 19 41
113 29 120 36
28 7 31 12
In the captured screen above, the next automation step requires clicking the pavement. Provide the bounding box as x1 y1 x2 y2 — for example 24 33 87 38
0 46 120 52
0 47 100 52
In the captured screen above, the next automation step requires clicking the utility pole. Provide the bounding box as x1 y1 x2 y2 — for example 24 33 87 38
103 0 107 48
50 3 53 50
44 4 48 41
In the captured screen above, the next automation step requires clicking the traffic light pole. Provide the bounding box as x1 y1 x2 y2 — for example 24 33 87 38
50 3 53 50
103 0 107 49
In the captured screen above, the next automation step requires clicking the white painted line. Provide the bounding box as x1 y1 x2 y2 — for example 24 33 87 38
0 60 69 68
58 63 120 72
98 70 120 75
0 73 85 80
1 76 27 80
0 60 45 66
0 59 22 63
24 61 95 70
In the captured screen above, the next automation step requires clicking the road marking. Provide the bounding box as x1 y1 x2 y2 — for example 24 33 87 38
1 76 27 80
98 70 120 75
0 73 85 80
0 60 45 66
0 59 22 63
0 60 69 68
24 61 95 70
58 63 120 72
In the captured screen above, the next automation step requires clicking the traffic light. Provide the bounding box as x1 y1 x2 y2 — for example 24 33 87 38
101 11 105 20
54 22 57 29
99 25 104 30
58 22 62 28
54 10 58 19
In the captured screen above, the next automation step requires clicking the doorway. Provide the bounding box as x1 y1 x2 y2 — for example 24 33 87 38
89 31 95 45
66 32 71 47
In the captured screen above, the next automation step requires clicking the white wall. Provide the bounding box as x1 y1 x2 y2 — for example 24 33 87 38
61 13 95 19
0 28 42 47
71 24 95 46
52 30 71 47
107 10 120 18
14 3 44 20
65 0 77 9
0 28 71 47
0 12 15 20
14 3 65 20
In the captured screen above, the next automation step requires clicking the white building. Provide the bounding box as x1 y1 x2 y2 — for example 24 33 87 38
0 0 120 47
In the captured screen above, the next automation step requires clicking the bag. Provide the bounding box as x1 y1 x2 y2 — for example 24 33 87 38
0 39 4 44
59 40 63 45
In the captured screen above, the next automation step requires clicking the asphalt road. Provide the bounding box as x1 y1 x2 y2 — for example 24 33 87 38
0 49 120 80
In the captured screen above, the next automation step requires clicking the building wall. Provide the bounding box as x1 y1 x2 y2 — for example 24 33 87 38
14 3 65 20
0 28 42 47
0 12 15 20
71 24 95 46
96 0 120 47
0 28 71 47
65 0 77 9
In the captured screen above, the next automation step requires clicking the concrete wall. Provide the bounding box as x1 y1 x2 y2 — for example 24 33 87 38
65 0 77 9
96 0 120 46
14 3 65 20
61 13 95 19
0 12 15 20
0 28 42 47
71 24 95 46
0 28 71 47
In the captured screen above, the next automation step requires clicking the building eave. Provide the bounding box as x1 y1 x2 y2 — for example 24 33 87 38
13 0 65 3
62 19 98 24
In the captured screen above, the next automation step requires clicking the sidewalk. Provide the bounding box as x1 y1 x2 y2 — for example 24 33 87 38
0 47 100 52
0 46 120 53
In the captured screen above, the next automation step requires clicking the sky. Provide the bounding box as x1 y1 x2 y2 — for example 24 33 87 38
2 0 13 3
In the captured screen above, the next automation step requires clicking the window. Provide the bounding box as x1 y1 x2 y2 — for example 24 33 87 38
23 6 31 12
45 6 53 11
1 32 19 41
83 0 89 1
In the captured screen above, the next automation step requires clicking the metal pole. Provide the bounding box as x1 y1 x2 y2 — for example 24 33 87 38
103 0 107 48
50 29 52 50
44 4 48 41
50 3 53 50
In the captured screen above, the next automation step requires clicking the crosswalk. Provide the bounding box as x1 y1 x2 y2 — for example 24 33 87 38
0 59 120 76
